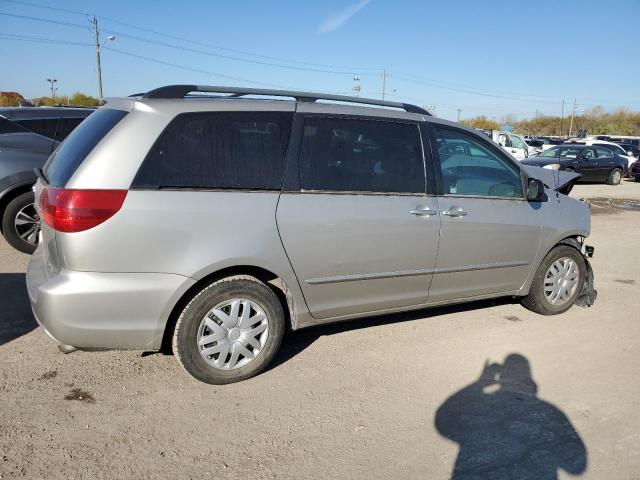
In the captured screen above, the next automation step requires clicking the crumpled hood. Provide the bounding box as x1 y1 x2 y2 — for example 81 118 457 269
521 165 582 194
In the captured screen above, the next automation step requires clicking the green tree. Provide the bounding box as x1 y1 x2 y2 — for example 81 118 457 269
461 116 500 130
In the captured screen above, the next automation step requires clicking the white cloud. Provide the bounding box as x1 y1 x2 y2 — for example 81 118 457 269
318 0 371 33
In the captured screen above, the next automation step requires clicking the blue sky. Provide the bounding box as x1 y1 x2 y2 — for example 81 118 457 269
1 0 639 121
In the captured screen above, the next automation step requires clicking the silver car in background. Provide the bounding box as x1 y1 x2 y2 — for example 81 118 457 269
26 85 596 384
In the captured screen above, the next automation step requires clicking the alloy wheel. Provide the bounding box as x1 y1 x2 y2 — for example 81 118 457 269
13 202 40 246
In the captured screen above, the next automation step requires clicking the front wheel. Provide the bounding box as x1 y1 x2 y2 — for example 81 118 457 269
1 191 39 254
606 168 622 185
172 275 285 384
521 245 586 315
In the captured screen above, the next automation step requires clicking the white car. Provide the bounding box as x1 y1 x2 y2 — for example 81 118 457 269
492 131 530 160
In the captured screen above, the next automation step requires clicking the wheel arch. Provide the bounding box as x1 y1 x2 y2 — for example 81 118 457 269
160 265 294 354
518 233 587 296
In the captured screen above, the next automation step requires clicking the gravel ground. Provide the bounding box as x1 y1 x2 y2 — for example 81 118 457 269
1 180 639 479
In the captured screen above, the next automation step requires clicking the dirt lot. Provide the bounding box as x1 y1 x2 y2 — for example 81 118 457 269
1 180 639 479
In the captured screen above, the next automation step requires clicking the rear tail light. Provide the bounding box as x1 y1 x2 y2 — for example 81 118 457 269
39 187 127 233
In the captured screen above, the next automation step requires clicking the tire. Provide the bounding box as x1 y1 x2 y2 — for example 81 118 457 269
606 168 622 185
521 245 586 315
172 275 285 384
635 177 640 183
1 191 39 254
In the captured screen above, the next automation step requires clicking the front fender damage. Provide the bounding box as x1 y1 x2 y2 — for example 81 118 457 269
559 237 597 307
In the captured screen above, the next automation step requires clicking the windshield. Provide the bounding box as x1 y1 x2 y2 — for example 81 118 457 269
540 146 583 159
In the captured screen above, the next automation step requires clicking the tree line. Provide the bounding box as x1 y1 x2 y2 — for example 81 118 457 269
0 91 100 107
461 107 640 136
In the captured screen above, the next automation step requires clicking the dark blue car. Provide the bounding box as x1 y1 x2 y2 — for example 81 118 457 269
0 107 94 253
521 144 628 185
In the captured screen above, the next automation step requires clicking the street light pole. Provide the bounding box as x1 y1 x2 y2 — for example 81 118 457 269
568 98 577 137
560 99 565 137
457 108 462 123
46 78 57 98
381 69 387 101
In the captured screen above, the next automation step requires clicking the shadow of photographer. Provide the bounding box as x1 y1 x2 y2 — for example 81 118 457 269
435 354 587 479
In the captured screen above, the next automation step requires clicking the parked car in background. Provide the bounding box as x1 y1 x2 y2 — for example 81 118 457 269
612 142 639 158
0 107 94 253
524 136 545 148
491 131 530 160
540 137 565 151
601 136 640 149
629 159 640 182
27 85 596 385
564 139 636 170
521 144 628 184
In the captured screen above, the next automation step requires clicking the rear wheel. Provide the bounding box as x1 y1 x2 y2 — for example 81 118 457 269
606 168 622 185
521 245 585 315
172 275 285 384
1 191 39 254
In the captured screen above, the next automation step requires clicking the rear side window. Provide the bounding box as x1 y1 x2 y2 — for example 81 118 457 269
596 147 613 158
16 118 59 139
133 112 293 190
299 117 425 193
0 117 29 134
43 109 127 187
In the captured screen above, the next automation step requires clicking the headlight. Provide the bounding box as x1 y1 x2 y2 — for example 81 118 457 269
542 163 561 170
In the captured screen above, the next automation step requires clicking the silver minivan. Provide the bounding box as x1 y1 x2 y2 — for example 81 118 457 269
26 85 596 384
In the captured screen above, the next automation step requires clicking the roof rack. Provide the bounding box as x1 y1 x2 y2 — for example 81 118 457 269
141 85 431 116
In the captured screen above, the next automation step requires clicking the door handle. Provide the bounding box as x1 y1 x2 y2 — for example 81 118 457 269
409 208 437 216
442 206 468 217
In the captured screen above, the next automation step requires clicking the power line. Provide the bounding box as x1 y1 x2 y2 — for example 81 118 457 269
0 11 89 30
0 32 91 46
0 32 357 93
2 0 638 108
0 0 382 73
0 10 370 76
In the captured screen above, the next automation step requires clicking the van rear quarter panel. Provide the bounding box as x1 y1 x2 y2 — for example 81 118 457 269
55 190 309 324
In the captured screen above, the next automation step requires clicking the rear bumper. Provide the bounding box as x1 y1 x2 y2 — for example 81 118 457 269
26 246 195 350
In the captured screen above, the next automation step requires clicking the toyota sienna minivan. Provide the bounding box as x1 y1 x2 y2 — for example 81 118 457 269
26 85 597 384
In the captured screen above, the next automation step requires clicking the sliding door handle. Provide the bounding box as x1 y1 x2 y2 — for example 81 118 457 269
409 208 437 216
442 206 468 217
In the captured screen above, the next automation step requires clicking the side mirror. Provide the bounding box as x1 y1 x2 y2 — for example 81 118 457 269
526 178 547 202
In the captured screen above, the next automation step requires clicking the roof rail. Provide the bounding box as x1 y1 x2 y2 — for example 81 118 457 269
141 85 431 115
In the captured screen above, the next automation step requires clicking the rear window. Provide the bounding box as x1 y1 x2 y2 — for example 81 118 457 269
132 111 293 190
54 117 86 142
43 109 127 187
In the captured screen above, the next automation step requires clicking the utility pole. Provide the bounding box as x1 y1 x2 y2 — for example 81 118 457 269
381 69 387 101
457 108 462 123
93 16 104 99
568 98 576 137
560 99 565 137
